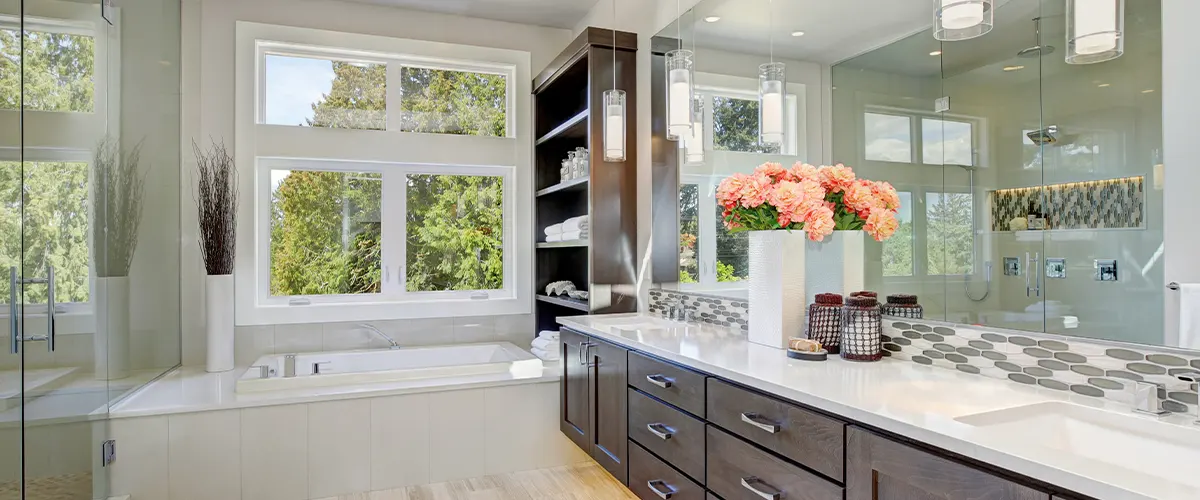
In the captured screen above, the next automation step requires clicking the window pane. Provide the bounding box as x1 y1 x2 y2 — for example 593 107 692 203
406 174 504 292
715 203 748 283
712 96 779 154
882 192 913 277
922 118 973 166
0 162 90 304
263 55 386 130
864 113 911 163
269 169 382 296
679 184 699 283
926 192 973 275
0 30 95 112
400 67 507 137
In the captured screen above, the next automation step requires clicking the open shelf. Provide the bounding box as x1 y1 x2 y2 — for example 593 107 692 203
537 177 589 197
535 110 588 146
537 240 589 249
536 294 590 312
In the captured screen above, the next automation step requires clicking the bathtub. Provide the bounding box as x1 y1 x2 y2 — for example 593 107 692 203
236 342 544 393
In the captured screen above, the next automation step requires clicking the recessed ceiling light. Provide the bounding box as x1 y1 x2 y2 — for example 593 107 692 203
791 31 806 37
1141 89 1155 94
704 16 721 22
1098 83 1111 88
929 50 943 56
1003 65 1025 72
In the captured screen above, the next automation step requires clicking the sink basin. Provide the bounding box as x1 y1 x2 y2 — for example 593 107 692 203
956 402 1200 489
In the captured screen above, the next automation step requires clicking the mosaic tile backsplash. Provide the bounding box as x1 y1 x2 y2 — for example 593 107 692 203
989 176 1144 231
882 319 1199 414
649 289 749 331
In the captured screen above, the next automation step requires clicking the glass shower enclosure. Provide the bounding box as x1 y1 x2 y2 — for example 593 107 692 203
834 0 1163 345
1 0 181 497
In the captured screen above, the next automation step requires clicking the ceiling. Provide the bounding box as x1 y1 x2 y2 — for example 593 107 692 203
343 0 602 29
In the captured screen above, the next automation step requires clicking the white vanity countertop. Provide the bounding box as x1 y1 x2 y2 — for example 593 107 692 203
559 313 1200 500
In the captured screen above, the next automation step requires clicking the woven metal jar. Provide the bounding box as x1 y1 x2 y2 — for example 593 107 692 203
881 294 923 319
805 293 843 353
841 295 883 362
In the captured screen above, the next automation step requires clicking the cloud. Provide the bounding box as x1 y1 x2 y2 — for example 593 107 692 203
264 55 336 127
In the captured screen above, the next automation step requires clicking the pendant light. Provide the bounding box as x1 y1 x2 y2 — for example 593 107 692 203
933 0 993 41
602 0 626 161
759 0 784 146
1066 0 1124 64
666 0 694 141
685 94 705 165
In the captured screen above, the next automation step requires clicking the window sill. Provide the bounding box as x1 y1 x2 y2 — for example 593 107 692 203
237 295 531 326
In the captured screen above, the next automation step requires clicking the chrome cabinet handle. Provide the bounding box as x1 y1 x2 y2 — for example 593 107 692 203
646 479 676 499
646 422 674 440
645 374 674 389
740 412 780 434
45 266 55 352
740 476 782 500
577 341 585 366
8 267 17 354
312 361 331 374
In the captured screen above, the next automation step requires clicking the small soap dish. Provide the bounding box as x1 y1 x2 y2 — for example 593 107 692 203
787 349 829 361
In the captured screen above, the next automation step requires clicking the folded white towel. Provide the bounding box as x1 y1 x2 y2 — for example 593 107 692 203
531 347 560 361
531 337 554 351
545 233 563 242
538 330 560 340
543 223 564 236
562 216 589 232
561 230 587 241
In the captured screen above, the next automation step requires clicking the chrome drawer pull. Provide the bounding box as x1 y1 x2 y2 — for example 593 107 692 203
740 476 782 500
740 412 780 434
646 422 674 440
646 479 675 499
646 374 675 389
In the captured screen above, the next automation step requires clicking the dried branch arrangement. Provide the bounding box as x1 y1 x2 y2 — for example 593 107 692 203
193 139 239 276
92 136 147 278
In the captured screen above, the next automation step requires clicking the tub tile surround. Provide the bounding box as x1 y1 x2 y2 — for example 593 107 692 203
648 289 749 331
108 381 587 500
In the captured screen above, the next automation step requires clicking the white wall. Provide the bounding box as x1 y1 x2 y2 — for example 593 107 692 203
180 0 572 366
1162 0 1200 347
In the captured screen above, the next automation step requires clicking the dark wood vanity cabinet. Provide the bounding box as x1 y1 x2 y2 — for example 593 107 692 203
559 328 629 484
846 427 1050 500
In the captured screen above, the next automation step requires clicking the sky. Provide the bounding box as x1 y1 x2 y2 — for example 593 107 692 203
264 54 335 127
864 112 973 166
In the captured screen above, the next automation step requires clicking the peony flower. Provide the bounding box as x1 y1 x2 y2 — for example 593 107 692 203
864 208 900 242
754 162 788 181
716 173 749 210
787 162 819 183
817 163 856 193
738 173 773 208
798 178 826 205
872 181 901 211
803 205 836 242
843 180 878 217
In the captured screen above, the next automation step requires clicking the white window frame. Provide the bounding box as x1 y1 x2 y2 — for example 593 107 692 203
881 186 975 282
679 175 748 292
235 22 532 326
860 105 987 168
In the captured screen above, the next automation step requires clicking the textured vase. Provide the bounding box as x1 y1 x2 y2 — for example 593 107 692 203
206 274 235 372
804 230 867 307
94 276 130 380
748 230 807 349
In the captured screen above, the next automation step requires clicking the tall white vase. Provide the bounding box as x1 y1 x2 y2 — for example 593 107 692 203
206 274 235 372
94 276 130 380
804 230 867 307
748 230 807 349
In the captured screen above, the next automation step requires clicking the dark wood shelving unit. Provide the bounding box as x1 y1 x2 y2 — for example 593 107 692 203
533 27 639 334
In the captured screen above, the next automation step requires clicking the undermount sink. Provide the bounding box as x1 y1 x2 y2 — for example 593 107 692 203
956 402 1200 489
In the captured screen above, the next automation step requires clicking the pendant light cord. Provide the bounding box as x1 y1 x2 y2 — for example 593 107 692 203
768 0 774 63
677 0 682 50
612 0 617 91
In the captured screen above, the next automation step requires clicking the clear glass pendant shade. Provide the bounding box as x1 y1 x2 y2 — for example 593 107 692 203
933 0 993 41
603 89 626 162
758 62 785 146
666 49 695 141
685 95 704 165
1066 0 1124 64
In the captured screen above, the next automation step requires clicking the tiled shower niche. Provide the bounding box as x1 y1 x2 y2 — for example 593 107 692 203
990 176 1145 231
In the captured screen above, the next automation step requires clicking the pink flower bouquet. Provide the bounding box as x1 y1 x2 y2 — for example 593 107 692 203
715 162 901 242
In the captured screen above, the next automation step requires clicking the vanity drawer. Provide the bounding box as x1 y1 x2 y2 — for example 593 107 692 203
707 425 842 500
628 388 706 482
706 378 845 481
628 441 705 500
628 351 707 417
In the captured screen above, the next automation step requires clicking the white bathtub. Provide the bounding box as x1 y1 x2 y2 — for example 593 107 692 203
236 342 544 393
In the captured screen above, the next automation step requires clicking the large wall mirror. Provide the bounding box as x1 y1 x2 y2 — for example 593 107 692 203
652 0 1170 349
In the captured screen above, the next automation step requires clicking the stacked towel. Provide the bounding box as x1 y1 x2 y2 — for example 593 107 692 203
538 330 560 340
530 330 561 359
531 347 560 361
560 216 589 241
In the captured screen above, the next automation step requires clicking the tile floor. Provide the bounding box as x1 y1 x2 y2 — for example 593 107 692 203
315 461 636 500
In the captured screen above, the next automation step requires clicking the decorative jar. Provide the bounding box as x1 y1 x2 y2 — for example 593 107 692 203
841 295 883 362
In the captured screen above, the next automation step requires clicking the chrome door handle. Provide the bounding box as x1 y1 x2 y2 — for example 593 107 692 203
45 266 55 352
1034 251 1043 297
646 423 674 440
582 342 596 368
740 476 782 500
645 374 674 389
740 412 780 433
646 479 676 499
8 267 17 354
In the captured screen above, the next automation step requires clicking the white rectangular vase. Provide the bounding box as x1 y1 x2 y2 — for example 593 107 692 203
748 230 807 349
206 274 235 372
804 230 867 307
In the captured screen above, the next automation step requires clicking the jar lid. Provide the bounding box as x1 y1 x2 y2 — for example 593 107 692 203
886 294 918 305
814 293 844 305
846 296 878 308
850 290 878 298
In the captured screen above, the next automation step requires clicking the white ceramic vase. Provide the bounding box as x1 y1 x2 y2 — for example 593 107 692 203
206 274 235 372
94 276 130 380
804 230 867 307
747 230 808 349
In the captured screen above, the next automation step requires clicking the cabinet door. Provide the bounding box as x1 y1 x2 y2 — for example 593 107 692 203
560 329 590 451
847 427 1049 500
589 338 630 484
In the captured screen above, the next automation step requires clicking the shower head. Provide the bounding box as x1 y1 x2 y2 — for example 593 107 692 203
1027 125 1060 145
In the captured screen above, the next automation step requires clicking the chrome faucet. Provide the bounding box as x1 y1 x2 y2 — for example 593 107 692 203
667 297 692 322
1176 370 1200 425
360 323 401 350
1131 380 1169 416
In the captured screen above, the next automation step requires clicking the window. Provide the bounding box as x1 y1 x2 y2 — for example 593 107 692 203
690 80 804 158
882 192 914 277
679 177 749 290
679 184 700 283
922 118 973 166
0 27 95 113
864 112 912 163
237 22 530 325
926 192 974 275
714 202 748 283
863 110 982 167
712 96 780 154
0 161 90 305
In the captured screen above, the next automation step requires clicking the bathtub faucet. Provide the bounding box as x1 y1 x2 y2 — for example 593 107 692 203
360 324 401 350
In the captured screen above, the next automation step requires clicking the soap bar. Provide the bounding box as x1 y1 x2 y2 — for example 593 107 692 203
788 337 822 352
